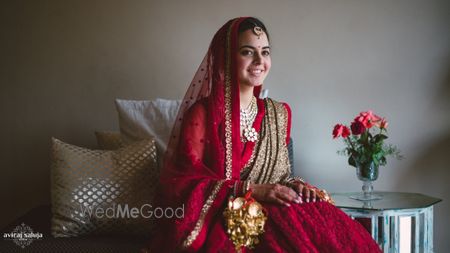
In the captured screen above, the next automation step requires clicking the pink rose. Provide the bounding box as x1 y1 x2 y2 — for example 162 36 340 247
379 118 388 129
354 110 382 129
350 121 366 135
333 124 351 139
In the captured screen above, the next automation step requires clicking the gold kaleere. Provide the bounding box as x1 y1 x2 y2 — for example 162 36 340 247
223 191 267 250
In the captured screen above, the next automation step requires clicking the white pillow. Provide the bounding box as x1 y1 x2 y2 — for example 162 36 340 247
115 98 181 159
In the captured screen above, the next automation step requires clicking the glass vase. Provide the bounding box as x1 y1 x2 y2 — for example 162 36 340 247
350 161 382 201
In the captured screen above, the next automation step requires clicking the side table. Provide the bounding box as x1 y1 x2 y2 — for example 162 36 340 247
331 192 441 253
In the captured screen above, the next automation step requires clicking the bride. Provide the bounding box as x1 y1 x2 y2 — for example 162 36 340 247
142 17 381 253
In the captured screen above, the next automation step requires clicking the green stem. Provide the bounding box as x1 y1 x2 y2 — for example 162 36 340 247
346 137 356 150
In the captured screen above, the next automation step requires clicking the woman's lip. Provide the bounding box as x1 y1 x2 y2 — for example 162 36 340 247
248 69 264 74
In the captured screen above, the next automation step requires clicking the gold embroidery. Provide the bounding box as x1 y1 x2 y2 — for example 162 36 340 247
224 19 238 180
182 180 225 249
245 99 291 184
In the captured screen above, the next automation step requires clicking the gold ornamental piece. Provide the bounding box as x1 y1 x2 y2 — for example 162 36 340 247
223 191 267 250
253 26 264 39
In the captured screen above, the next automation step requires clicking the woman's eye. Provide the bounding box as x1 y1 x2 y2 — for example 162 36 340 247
240 50 253 56
262 50 270 56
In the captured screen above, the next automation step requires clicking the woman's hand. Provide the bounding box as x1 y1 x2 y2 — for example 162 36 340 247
289 180 318 203
250 183 301 207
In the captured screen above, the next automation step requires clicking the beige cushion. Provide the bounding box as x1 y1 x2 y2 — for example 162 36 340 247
95 131 124 150
50 137 158 237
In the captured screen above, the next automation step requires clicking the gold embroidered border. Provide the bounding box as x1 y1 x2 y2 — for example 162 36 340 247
246 99 291 184
224 19 238 180
181 180 225 249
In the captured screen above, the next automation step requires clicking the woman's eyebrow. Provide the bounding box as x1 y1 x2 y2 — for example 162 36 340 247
239 45 271 50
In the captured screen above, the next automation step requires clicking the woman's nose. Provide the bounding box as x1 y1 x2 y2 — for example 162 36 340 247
253 52 262 64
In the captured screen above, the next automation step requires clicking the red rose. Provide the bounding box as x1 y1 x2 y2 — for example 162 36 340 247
342 126 351 138
350 121 366 135
332 124 343 139
332 124 351 139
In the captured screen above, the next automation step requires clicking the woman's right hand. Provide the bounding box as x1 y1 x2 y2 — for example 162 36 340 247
250 183 301 207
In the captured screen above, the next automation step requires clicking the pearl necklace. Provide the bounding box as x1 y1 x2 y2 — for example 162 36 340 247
240 96 258 142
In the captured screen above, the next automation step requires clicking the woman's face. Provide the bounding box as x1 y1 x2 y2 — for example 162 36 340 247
237 29 271 89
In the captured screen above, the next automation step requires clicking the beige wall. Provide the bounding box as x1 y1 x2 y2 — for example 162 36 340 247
1 0 449 251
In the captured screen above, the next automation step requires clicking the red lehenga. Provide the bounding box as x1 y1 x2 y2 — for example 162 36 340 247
142 17 381 253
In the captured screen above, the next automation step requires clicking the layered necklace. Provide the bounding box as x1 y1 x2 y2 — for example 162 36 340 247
240 96 258 142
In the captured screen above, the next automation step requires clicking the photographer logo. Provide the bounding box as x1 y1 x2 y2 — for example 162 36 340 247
3 223 43 248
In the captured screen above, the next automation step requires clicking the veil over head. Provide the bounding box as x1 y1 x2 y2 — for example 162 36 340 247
163 17 263 182
152 17 265 251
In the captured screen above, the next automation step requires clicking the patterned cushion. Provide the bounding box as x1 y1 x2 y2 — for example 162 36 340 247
50 138 158 237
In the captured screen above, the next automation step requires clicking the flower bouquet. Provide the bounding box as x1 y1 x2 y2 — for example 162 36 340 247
332 110 402 201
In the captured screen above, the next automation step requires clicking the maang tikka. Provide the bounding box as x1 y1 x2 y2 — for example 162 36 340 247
253 26 264 39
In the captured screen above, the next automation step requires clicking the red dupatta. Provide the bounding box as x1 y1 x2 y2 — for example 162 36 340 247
148 17 261 252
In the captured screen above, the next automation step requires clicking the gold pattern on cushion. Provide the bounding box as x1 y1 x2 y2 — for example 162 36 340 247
95 131 125 150
51 137 158 237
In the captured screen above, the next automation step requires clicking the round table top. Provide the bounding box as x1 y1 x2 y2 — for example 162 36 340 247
330 191 442 211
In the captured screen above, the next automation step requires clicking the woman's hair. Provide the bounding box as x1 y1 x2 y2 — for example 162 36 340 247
238 17 270 41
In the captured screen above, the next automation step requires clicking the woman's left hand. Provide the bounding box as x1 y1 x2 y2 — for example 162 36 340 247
290 180 318 203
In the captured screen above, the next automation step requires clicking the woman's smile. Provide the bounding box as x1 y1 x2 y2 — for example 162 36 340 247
248 68 264 75
237 29 271 88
